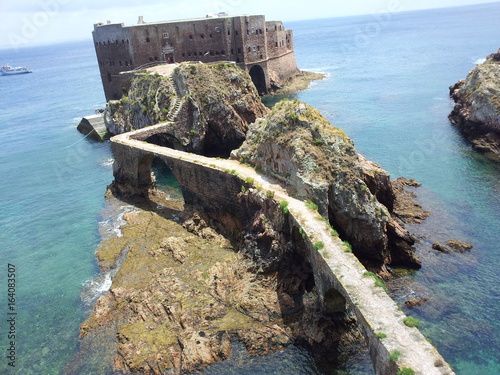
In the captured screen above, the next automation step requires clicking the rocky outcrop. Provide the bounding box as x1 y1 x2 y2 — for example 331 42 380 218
232 99 419 269
71 195 364 374
106 62 269 157
449 49 500 158
432 240 473 254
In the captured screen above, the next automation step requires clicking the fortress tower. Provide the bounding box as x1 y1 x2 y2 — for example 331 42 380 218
92 14 299 101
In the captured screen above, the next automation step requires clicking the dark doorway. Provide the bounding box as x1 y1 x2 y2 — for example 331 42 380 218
249 65 267 95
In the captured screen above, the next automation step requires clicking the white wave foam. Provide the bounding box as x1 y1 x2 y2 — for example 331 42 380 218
99 204 139 239
101 157 114 167
474 58 486 65
81 273 112 307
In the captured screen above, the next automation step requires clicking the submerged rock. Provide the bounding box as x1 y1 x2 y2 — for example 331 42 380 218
449 49 500 159
232 99 420 269
432 240 473 254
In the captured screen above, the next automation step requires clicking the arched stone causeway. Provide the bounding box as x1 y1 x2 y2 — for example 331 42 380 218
109 123 456 375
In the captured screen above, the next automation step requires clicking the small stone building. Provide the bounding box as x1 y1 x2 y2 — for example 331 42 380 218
92 13 299 101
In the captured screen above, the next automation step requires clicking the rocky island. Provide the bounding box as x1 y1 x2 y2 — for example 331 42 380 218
449 48 500 159
67 61 453 375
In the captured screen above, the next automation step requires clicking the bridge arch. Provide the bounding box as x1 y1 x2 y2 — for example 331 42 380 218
249 65 267 95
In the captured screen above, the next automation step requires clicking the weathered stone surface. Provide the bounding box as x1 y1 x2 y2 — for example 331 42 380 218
77 113 110 141
106 62 269 157
433 240 473 253
232 99 419 269
75 200 364 374
405 297 429 308
449 49 500 159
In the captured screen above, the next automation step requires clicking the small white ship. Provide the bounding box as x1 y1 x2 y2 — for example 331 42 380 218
0 65 33 75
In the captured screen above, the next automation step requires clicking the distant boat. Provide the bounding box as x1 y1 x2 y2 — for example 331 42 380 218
0 65 32 75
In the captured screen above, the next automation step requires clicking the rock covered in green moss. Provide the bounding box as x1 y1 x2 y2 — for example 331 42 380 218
233 99 419 268
449 49 500 158
106 62 269 156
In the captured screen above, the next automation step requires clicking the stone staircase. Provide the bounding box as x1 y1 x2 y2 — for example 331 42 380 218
165 76 185 123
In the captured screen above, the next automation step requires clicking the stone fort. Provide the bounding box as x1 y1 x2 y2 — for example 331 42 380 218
92 13 299 101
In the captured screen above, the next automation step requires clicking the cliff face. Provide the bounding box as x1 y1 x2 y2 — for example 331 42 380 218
232 99 419 269
106 62 269 156
449 49 500 157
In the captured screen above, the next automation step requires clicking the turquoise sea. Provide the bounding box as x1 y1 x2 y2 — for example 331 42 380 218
0 3 499 374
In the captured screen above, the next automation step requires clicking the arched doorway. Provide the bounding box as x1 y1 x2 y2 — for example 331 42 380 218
249 65 267 95
136 154 184 209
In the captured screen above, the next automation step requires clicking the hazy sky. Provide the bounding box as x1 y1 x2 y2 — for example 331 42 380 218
1 0 499 50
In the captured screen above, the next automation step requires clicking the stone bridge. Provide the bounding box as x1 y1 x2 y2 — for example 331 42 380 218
110 123 455 375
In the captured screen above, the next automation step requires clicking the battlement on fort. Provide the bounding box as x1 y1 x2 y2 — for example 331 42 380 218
92 14 299 101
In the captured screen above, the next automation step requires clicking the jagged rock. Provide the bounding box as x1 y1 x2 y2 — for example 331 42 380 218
432 242 451 253
232 99 419 269
391 177 431 225
446 239 473 252
73 207 363 374
449 49 500 159
405 297 429 308
106 62 269 157
359 154 396 211
434 240 473 253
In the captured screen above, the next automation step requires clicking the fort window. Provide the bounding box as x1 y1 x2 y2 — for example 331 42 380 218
248 47 251 52
238 48 241 54
200 34 204 38
216 51 220 56
182 53 185 57
125 61 129 66
107 72 112 83
275 25 277 31
210 51 214 56
127 39 129 44
122 39 125 43
231 48 234 54
188 52 192 56
95 42 98 47
247 29 249 35
149 57 153 61
194 52 197 56
163 33 169 38
235 30 238 35
252 46 257 52
199 51 202 56
275 42 278 47
155 56 158 61
115 40 118 44
260 54 263 59
119 60 122 66
221 50 225 55
210 33 213 38
227 30 230 35
189 34 193 39
146 37 150 43
215 27 221 32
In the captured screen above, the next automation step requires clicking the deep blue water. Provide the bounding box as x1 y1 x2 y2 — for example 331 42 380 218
0 3 499 374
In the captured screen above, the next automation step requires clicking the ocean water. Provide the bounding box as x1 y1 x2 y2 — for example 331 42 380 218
0 3 499 374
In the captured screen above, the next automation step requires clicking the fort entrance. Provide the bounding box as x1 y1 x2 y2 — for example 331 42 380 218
249 65 267 95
